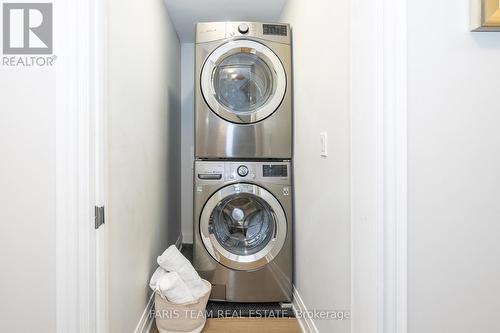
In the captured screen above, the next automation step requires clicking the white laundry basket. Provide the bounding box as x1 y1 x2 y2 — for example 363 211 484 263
154 279 212 333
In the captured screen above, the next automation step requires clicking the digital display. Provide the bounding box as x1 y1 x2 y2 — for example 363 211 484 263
263 165 288 177
263 24 287 36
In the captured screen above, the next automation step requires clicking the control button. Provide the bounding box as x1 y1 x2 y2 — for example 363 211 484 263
238 23 249 34
237 165 249 177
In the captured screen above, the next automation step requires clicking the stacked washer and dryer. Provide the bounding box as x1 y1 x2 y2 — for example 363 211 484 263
193 22 293 302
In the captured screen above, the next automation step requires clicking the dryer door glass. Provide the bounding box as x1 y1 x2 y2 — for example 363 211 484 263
201 40 287 124
210 193 275 256
213 53 274 113
199 183 287 271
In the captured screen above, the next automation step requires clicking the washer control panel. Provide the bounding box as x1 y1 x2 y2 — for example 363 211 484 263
195 161 291 185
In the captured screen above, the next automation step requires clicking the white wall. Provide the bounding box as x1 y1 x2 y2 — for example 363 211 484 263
165 0 286 42
0 69 56 332
180 43 195 243
407 1 500 333
280 0 351 332
106 0 181 331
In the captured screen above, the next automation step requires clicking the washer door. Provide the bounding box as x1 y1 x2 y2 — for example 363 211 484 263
201 40 287 124
200 183 287 271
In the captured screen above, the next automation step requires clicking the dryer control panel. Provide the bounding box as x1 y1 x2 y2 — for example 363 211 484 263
195 161 291 185
196 22 291 45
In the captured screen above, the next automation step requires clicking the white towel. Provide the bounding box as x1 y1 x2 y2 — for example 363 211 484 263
149 267 167 291
158 272 195 304
157 245 209 299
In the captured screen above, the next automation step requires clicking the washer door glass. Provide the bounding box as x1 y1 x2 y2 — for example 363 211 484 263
210 193 275 256
201 40 287 124
200 184 287 271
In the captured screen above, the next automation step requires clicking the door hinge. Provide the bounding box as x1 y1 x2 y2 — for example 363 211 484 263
95 206 105 229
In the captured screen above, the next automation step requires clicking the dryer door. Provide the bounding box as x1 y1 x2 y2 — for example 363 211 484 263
201 40 287 124
200 183 287 271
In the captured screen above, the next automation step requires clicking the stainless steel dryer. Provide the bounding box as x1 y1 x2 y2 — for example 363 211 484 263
195 22 292 159
193 160 293 302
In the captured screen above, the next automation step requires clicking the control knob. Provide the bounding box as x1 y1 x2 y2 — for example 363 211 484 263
238 23 249 34
237 165 249 177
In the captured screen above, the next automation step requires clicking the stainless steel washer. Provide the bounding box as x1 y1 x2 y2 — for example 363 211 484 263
195 22 292 159
193 160 293 302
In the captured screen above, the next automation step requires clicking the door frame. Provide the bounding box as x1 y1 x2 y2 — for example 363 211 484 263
350 0 408 332
55 0 108 332
54 0 409 331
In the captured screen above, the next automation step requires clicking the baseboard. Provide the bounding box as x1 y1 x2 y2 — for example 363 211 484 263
134 234 182 333
182 232 193 244
293 287 319 333
134 292 155 333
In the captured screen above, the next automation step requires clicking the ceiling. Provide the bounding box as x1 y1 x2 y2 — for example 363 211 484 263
164 0 287 42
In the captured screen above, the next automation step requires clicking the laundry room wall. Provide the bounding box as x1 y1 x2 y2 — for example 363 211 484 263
180 42 195 243
106 0 181 331
279 0 351 332
0 67 56 332
407 1 500 332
